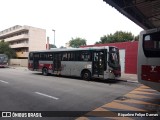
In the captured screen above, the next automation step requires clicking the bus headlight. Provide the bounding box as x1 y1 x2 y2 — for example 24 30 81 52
109 69 112 73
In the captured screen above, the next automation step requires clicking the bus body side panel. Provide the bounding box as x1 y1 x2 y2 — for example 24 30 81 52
39 61 53 73
138 29 160 91
138 30 146 84
140 64 160 92
28 60 33 71
28 60 53 74
104 68 115 79
61 61 92 77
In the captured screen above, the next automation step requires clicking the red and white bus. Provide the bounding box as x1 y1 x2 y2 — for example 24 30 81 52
138 28 160 91
0 54 8 68
28 46 121 80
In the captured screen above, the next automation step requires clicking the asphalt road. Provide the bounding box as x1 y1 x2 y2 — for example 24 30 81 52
0 68 140 120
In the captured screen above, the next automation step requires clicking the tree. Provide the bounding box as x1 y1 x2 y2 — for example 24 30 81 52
95 31 135 44
69 37 87 48
134 35 139 41
0 40 16 58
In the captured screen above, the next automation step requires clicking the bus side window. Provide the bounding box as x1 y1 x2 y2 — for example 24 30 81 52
81 52 91 61
49 53 53 60
62 52 67 61
34 53 40 60
75 52 82 61
67 52 71 61
70 52 74 61
144 35 154 49
40 53 44 60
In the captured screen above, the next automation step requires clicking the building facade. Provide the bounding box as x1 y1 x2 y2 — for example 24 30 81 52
0 25 46 58
82 41 138 74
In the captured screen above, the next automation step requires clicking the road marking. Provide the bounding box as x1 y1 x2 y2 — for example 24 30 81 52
0 80 9 84
35 92 59 100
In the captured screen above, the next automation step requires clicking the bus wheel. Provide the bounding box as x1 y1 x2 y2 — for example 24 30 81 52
82 70 91 81
42 67 48 76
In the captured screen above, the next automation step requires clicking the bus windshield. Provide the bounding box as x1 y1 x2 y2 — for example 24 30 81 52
108 47 120 68
0 54 8 63
0 54 8 67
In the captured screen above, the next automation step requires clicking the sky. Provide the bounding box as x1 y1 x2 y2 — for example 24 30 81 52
0 0 143 48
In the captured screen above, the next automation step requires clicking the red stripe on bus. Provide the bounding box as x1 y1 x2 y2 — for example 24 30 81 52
28 63 33 70
28 63 53 70
141 65 160 83
39 64 53 70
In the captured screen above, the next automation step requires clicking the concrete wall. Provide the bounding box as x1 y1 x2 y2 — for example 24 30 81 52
9 59 28 67
28 26 46 51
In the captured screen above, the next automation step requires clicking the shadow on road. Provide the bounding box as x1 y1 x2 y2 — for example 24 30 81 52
31 72 122 84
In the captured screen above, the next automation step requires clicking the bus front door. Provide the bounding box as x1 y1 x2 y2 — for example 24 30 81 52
33 53 39 70
54 53 61 73
93 51 104 77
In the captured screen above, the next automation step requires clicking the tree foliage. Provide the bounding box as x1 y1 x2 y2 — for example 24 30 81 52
0 40 16 58
95 31 137 44
135 35 139 41
69 37 87 48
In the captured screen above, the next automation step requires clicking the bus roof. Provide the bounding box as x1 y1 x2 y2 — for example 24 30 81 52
29 46 118 53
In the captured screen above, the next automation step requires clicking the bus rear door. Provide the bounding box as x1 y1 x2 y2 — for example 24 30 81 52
33 53 39 70
54 53 61 73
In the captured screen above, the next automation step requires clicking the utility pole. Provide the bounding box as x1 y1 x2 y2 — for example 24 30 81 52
52 29 55 46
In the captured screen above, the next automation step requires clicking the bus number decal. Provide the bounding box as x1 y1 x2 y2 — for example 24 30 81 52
86 64 92 69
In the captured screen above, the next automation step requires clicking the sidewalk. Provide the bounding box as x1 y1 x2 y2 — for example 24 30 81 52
118 73 138 83
9 65 28 71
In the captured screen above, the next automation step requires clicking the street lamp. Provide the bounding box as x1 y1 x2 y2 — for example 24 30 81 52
52 29 55 46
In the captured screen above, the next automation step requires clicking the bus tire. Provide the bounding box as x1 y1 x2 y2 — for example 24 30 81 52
42 67 48 76
81 70 91 81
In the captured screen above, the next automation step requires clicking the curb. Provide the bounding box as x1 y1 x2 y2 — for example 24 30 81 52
126 80 138 83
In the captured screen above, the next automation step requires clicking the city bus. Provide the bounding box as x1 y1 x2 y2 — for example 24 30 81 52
138 27 160 91
0 54 8 68
28 46 121 80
